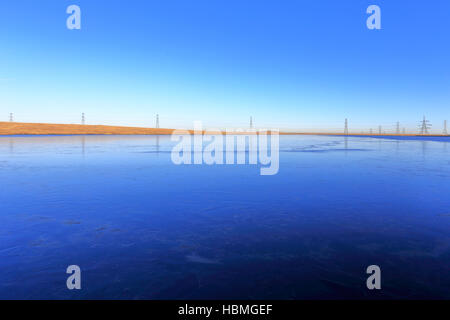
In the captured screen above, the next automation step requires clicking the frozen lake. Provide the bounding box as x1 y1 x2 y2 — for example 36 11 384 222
0 134 449 299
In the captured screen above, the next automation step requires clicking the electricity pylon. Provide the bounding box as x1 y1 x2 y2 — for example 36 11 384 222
344 118 348 135
81 113 85 125
444 120 448 135
378 126 382 135
419 116 431 135
396 122 400 135
156 114 159 128
250 116 253 130
9 113 13 122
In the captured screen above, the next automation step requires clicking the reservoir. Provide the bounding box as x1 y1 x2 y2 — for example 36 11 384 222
0 135 449 299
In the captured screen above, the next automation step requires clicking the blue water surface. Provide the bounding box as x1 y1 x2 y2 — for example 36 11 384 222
0 135 449 299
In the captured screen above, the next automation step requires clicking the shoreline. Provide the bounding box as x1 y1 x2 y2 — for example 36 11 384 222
1 122 449 137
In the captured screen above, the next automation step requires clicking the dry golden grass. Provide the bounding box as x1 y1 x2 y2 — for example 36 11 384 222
1 122 448 137
0 122 277 135
0 122 174 135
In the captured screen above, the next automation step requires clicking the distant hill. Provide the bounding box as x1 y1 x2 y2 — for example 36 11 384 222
0 122 174 135
1 122 449 137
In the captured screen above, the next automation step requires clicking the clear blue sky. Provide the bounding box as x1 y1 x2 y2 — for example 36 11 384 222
0 0 449 132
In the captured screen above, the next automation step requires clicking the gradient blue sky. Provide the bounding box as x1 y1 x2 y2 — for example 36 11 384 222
0 0 449 132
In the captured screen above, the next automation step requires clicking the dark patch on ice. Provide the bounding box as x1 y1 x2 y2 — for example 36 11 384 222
186 253 220 264
282 148 370 153
63 220 81 225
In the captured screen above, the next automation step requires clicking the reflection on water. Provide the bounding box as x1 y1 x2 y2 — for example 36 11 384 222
0 135 449 299
156 135 159 154
344 136 348 155
9 137 13 154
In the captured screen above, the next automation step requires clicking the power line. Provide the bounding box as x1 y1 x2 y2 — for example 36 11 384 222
419 116 431 135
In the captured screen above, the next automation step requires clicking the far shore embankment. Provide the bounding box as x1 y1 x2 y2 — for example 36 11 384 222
1 122 449 137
